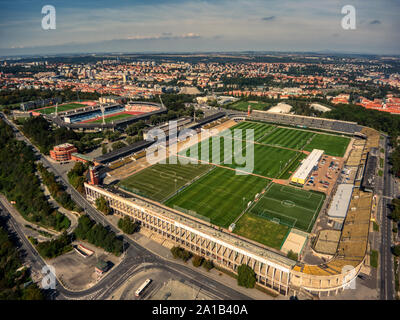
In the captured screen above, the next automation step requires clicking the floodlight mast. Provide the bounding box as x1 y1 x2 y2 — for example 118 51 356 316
100 105 106 125
158 94 165 109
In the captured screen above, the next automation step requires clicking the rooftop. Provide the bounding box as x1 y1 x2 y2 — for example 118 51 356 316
327 184 354 219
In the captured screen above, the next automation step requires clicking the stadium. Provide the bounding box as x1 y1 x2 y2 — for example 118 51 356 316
84 108 379 297
38 101 166 131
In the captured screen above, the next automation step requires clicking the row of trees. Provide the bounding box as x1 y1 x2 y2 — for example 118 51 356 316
325 103 400 137
37 163 81 212
21 116 79 154
33 232 73 259
74 215 123 256
0 88 100 107
20 116 105 155
67 162 89 194
389 137 400 178
0 119 70 231
390 199 400 222
170 247 214 271
170 245 256 288
0 224 44 300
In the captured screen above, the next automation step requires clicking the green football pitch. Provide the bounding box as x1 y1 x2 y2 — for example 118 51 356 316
233 212 289 250
249 183 325 232
165 166 270 228
227 121 350 157
115 120 350 249
118 162 212 202
228 100 272 111
36 103 86 114
90 113 135 123
304 133 350 157
257 127 315 150
179 129 302 178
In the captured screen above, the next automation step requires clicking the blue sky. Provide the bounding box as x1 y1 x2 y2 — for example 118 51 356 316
0 0 399 56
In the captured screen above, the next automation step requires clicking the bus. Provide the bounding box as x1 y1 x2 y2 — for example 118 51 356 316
135 279 152 297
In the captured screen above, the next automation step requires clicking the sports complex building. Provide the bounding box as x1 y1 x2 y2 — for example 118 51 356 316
84 108 380 298
35 100 166 132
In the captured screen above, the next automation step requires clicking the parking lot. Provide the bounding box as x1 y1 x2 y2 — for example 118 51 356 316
49 241 122 291
303 155 344 195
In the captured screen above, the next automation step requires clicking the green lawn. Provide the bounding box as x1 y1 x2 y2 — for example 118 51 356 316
165 166 270 228
249 183 325 232
224 121 276 142
278 152 307 179
228 100 272 111
118 162 212 202
233 212 289 250
370 250 378 268
36 103 86 114
304 133 350 157
90 113 135 123
179 131 301 178
257 127 315 150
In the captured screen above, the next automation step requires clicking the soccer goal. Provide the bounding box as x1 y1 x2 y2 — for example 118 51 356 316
272 217 280 224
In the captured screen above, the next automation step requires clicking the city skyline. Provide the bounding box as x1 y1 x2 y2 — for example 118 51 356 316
0 0 399 56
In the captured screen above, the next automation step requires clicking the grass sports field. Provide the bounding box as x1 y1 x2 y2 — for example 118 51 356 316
36 103 86 114
180 125 301 178
165 167 270 228
233 212 289 250
228 100 272 111
118 162 212 202
304 133 350 157
249 183 325 232
116 120 349 250
90 112 135 123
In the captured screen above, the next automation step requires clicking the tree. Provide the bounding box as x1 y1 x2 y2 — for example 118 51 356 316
111 141 127 151
390 199 400 222
287 250 298 261
118 216 138 234
21 285 44 300
95 196 112 215
170 246 192 261
192 255 204 267
101 144 108 155
74 214 122 256
237 264 256 288
392 245 400 257
202 259 214 271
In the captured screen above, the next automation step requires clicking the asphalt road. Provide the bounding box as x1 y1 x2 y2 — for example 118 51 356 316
0 113 253 301
379 136 395 300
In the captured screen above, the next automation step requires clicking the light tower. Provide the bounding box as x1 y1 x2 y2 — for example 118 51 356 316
158 94 165 109
247 104 252 116
100 105 106 125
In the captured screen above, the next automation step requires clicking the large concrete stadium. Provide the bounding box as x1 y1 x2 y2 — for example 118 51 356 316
46 101 166 131
84 109 379 297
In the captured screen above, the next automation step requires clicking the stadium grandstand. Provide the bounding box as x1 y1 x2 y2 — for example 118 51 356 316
361 148 378 193
47 101 166 132
94 140 154 165
249 110 362 134
81 107 379 297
